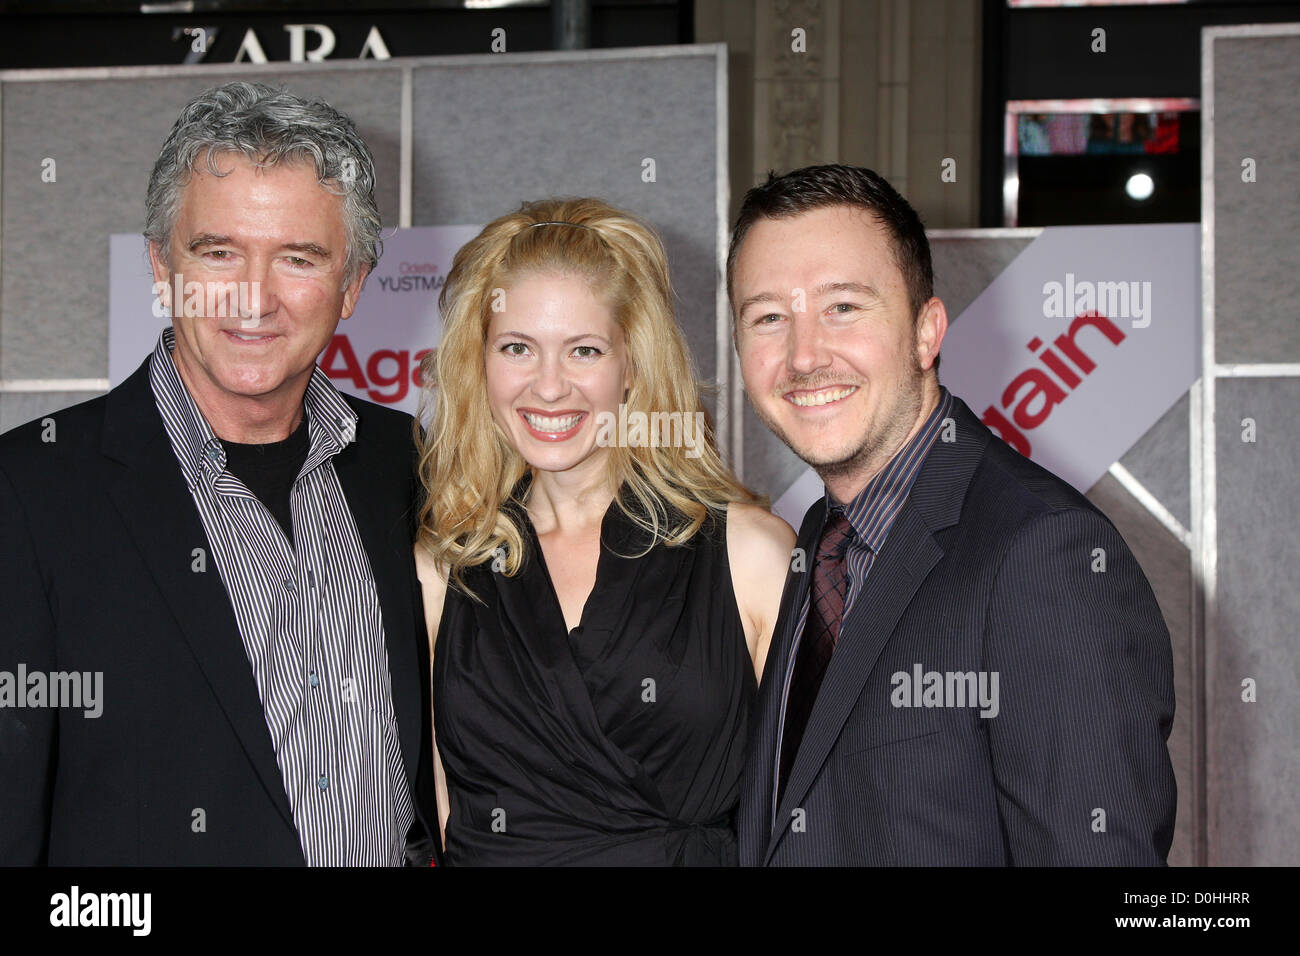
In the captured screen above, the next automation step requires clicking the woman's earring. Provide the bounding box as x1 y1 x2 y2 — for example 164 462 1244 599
623 387 629 404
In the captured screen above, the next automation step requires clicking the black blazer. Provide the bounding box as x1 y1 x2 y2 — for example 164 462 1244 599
739 396 1177 866
0 356 437 865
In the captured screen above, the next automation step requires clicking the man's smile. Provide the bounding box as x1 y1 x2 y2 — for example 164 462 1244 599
783 384 859 408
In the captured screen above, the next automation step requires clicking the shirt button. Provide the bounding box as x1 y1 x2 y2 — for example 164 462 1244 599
317 774 329 791
309 672 320 688
284 578 296 593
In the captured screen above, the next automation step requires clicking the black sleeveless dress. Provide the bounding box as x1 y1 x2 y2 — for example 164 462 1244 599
432 480 755 865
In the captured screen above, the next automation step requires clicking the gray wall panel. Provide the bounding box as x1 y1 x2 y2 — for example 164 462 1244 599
410 51 722 387
1210 377 1300 865
1204 26 1300 867
1213 35 1300 364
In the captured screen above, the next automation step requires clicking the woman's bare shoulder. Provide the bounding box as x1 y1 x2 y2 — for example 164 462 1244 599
725 500 796 555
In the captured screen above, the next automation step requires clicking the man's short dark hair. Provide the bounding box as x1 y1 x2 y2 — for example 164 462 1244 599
727 163 936 333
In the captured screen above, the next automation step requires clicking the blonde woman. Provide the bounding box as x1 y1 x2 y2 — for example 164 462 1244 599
414 198 794 865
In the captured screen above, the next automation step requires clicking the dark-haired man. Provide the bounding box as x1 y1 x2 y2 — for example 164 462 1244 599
731 164 1176 865
0 82 436 865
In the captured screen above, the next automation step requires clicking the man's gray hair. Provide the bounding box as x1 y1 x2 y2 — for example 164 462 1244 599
145 81 382 286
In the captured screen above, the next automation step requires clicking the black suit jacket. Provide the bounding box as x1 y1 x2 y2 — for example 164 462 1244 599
0 356 437 865
739 396 1177 865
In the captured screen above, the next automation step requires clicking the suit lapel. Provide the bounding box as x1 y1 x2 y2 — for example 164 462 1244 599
103 362 296 830
764 501 942 864
331 420 425 807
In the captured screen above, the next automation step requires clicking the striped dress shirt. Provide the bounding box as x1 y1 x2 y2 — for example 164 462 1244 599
149 327 413 866
772 387 956 821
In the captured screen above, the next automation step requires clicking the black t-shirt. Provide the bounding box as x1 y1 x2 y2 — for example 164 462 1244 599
221 412 311 545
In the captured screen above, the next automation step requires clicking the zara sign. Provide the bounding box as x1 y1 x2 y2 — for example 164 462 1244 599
179 23 392 63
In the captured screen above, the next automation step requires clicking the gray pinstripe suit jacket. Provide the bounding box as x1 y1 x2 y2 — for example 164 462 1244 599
738 396 1177 866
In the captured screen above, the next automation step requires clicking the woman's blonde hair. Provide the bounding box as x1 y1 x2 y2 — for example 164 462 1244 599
416 197 763 593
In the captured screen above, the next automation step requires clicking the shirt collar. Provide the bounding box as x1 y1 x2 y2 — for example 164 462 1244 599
148 326 359 487
824 386 955 553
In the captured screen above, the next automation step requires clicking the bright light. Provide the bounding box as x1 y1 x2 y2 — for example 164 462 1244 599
1126 172 1155 201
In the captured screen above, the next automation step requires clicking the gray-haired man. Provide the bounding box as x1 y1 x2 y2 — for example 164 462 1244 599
0 82 437 865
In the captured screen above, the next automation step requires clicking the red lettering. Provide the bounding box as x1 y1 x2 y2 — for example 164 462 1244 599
1002 368 1068 431
1053 310 1125 375
366 349 409 403
320 334 366 389
986 311 1127 458
1028 337 1082 389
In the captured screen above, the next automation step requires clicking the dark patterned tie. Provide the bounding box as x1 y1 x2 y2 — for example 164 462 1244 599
778 509 854 804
